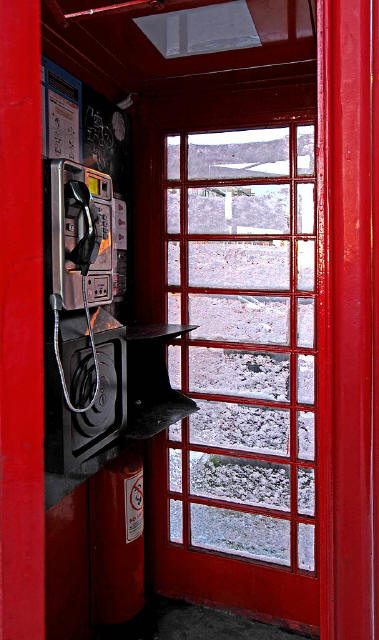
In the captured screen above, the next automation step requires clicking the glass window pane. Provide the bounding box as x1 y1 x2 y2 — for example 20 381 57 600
189 241 290 290
190 452 291 511
296 125 315 176
167 135 180 180
167 292 181 324
190 503 291 566
188 185 290 235
168 345 181 390
297 297 315 348
169 499 183 543
297 354 315 405
297 411 315 461
167 188 181 233
297 467 315 516
168 423 182 442
189 347 290 402
297 240 315 291
189 400 290 457
298 523 315 571
296 0 313 38
188 128 290 180
167 241 180 286
297 183 315 234
169 448 182 492
189 294 290 345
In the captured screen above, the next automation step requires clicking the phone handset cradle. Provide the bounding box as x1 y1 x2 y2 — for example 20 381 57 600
65 180 102 276
51 179 101 413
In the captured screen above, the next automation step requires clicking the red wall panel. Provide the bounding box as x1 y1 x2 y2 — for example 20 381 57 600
46 485 91 640
0 1 45 638
319 0 374 638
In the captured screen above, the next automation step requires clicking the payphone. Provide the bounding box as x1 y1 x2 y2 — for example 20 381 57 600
47 159 113 310
47 159 113 412
44 160 127 480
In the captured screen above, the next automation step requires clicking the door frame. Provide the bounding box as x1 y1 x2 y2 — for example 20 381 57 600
318 0 374 637
0 1 45 639
146 106 320 633
0 0 376 638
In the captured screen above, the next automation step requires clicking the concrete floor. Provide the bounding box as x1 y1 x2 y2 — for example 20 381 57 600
98 597 318 640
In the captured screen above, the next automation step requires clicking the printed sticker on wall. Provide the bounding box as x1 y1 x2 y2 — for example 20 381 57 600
124 471 144 543
43 57 82 162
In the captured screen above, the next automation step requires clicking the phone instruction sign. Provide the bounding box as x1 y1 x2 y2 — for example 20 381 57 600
124 472 144 543
42 57 82 162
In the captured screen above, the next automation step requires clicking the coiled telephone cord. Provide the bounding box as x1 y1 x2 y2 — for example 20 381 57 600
51 276 100 413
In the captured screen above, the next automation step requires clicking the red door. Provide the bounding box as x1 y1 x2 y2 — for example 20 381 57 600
147 107 320 634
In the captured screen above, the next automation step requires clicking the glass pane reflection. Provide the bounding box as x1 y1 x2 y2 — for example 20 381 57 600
169 448 182 492
297 297 315 348
188 128 290 179
189 294 290 345
167 188 181 233
298 523 315 571
296 125 315 176
188 185 290 234
190 451 291 511
189 400 290 456
167 135 180 180
297 183 315 234
297 240 315 291
169 499 183 543
189 347 290 402
190 503 291 565
189 241 290 290
167 241 180 286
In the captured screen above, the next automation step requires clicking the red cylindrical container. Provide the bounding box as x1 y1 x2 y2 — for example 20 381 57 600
90 444 145 624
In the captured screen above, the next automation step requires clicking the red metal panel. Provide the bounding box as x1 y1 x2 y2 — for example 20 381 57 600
0 1 45 638
372 0 379 636
149 432 319 633
45 485 90 640
89 448 145 625
319 0 374 638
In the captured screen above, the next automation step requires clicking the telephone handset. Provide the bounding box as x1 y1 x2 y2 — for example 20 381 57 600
47 160 114 414
65 180 101 276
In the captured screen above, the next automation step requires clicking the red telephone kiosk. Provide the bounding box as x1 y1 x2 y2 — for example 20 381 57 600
1 1 379 639
43 133 197 635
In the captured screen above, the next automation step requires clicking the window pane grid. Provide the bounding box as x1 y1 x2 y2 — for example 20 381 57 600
164 176 316 188
183 442 316 465
164 122 317 574
167 492 317 523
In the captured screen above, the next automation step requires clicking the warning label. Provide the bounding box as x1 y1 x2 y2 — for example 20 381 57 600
124 472 144 543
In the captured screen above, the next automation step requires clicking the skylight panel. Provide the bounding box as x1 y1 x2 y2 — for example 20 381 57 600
133 0 262 59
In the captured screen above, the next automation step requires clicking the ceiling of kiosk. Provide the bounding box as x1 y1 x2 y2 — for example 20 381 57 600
42 0 316 98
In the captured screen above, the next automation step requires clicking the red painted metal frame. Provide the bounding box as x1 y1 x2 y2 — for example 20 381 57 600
0 0 374 636
133 88 317 633
46 486 90 640
64 0 164 20
318 0 374 638
373 1 379 638
166 124 318 555
143 94 320 630
0 1 45 638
